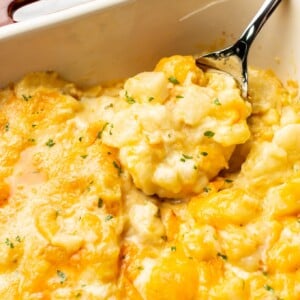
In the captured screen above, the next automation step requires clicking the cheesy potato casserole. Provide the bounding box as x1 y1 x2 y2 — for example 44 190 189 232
0 55 299 299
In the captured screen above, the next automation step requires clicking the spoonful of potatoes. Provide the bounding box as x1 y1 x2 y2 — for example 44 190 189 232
195 0 282 98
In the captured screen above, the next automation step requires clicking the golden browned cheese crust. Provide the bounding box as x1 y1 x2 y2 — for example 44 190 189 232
0 56 300 299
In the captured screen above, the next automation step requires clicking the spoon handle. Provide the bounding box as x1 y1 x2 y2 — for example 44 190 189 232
240 0 282 47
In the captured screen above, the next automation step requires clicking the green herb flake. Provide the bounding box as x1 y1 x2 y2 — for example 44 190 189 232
171 246 177 252
264 284 274 292
98 198 103 208
217 252 228 260
137 266 144 270
15 236 21 243
193 165 198 170
168 76 180 85
262 271 268 276
225 178 233 183
182 154 193 160
79 136 83 142
214 98 221 106
113 161 122 176
5 238 14 249
32 124 37 128
80 155 88 159
75 293 82 298
204 131 215 138
109 123 114 135
86 180 94 192
176 95 184 99
201 151 208 156
45 139 55 147
148 97 154 102
105 214 114 221
105 103 114 109
28 138 35 143
125 91 136 104
97 122 109 139
57 270 67 284
5 123 9 132
22 94 32 101
203 186 211 193
180 158 186 162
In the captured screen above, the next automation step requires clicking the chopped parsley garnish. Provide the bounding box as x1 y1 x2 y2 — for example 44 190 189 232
176 95 184 99
171 246 177 252
5 123 9 132
180 154 193 162
80 155 88 159
22 94 32 101
45 139 55 147
57 270 67 284
137 266 144 270
217 252 228 260
105 214 113 221
28 138 35 143
15 236 21 243
262 271 268 276
201 151 208 156
148 97 154 102
168 76 180 85
203 186 211 193
5 238 14 249
98 198 103 208
113 161 122 176
32 124 37 128
214 98 221 105
225 178 233 183
204 130 215 138
97 122 109 139
193 165 198 170
86 180 94 191
79 136 83 142
75 293 82 298
264 284 274 292
109 124 114 135
297 218 300 224
105 103 114 109
125 91 136 104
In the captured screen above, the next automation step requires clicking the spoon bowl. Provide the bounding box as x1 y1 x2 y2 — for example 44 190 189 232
195 0 282 98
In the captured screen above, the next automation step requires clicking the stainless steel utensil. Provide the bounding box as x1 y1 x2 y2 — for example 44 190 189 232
195 0 282 98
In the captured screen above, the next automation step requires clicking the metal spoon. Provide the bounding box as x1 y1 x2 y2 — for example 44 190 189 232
195 0 282 98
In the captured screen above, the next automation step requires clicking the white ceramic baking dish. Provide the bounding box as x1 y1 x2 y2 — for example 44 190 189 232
0 0 299 88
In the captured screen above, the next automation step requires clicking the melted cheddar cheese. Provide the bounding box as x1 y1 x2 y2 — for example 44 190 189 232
0 56 299 300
